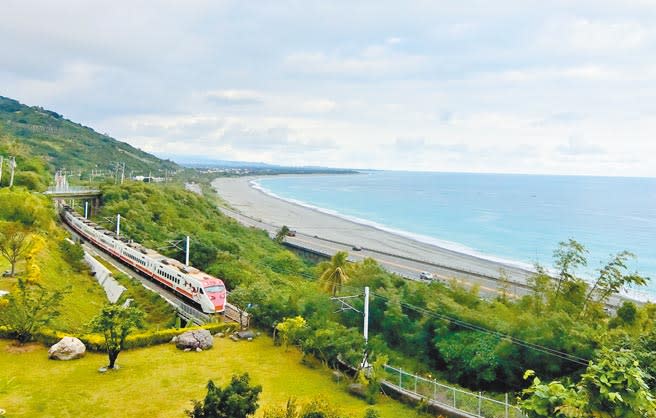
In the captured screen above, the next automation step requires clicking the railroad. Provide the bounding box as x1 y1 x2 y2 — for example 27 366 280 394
60 205 247 326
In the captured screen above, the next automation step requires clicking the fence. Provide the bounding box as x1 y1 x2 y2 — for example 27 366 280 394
382 365 526 418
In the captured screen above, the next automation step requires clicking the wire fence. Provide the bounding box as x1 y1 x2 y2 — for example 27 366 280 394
382 365 526 418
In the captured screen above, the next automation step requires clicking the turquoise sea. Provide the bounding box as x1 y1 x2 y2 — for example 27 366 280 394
255 171 656 298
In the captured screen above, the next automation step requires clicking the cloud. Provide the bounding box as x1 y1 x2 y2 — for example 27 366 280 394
557 137 606 156
205 90 264 106
1 0 655 176
538 18 650 53
283 43 427 77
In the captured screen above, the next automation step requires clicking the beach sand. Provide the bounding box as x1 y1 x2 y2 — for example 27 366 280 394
211 176 535 285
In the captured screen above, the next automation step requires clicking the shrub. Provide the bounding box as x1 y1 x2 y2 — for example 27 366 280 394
29 322 238 351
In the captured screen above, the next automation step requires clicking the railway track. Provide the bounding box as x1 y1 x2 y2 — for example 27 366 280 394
63 222 248 327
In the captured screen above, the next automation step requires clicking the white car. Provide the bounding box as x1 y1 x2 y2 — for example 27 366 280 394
419 271 434 281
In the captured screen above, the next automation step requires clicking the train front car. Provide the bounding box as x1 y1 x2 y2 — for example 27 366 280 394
200 276 226 313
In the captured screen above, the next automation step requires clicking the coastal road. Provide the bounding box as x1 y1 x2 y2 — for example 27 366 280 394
219 206 534 299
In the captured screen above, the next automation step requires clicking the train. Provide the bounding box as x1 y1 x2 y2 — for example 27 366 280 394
60 206 226 314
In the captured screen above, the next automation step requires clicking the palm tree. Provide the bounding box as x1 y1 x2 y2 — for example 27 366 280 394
318 251 350 296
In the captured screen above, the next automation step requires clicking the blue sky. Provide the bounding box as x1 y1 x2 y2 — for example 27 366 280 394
2 1 655 176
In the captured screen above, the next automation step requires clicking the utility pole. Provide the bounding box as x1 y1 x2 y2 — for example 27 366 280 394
84 201 89 219
9 156 16 187
120 162 125 185
116 214 121 237
363 286 369 345
331 287 371 370
185 235 190 266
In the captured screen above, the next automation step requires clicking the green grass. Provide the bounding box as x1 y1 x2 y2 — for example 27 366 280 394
92 256 177 330
0 336 424 418
0 241 108 333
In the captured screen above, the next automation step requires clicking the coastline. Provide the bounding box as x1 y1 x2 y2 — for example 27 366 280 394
211 175 536 285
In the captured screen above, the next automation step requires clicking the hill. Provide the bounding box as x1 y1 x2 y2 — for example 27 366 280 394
0 96 178 190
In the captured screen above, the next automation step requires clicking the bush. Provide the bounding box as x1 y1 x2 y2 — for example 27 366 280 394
30 322 238 351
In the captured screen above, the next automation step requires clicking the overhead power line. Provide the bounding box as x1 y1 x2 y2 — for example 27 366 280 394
338 284 590 367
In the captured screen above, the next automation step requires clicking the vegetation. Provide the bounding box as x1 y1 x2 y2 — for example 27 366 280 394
94 180 654 397
0 278 69 343
0 337 420 417
274 225 291 243
187 374 262 418
520 348 656 417
0 222 34 276
90 304 145 369
318 251 351 296
0 95 177 190
0 188 109 332
2 96 654 415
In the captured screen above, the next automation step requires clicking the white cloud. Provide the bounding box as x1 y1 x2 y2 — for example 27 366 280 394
538 18 650 53
1 0 655 176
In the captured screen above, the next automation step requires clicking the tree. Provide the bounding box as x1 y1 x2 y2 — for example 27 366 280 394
0 221 34 276
0 278 69 343
90 304 145 369
274 225 291 243
318 251 350 296
582 251 648 312
552 239 587 302
274 316 308 351
519 348 656 418
187 374 262 418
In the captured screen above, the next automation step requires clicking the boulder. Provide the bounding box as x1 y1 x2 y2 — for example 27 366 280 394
348 383 367 398
48 337 86 360
172 329 213 350
236 330 255 340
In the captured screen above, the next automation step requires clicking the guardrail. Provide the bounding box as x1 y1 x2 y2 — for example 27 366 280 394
382 365 526 418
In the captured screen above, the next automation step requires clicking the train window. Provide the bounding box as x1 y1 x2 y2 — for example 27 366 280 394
204 285 225 293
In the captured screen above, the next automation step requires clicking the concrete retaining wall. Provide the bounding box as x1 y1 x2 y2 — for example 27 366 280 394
84 253 126 303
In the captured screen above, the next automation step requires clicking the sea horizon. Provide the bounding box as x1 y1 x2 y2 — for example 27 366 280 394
253 171 656 299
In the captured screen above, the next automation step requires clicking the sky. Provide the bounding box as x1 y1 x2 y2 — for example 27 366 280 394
2 0 655 176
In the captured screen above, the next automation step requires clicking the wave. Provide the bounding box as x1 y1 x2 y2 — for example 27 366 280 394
250 178 536 272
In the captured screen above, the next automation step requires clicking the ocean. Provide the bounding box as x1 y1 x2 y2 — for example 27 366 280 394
255 171 656 297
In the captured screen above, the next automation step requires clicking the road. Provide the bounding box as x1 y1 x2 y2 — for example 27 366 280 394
219 207 534 299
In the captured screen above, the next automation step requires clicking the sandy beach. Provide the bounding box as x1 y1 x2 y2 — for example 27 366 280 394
212 176 536 286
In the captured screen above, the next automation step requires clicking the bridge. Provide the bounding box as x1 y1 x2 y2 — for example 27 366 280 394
43 171 102 216
43 186 102 199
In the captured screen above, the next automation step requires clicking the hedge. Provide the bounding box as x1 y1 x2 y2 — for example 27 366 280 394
2 322 239 351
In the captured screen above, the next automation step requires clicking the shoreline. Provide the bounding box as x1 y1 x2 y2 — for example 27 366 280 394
211 175 537 285
249 176 536 273
211 175 652 303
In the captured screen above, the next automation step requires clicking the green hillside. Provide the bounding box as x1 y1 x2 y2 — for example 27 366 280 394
0 96 178 190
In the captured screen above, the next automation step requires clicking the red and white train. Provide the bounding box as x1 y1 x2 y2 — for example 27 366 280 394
61 206 226 314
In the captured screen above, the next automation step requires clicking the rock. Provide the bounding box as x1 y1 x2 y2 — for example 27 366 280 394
348 383 367 398
184 348 191 352
230 335 239 342
48 337 86 360
173 329 213 350
196 347 202 352
247 337 253 342
215 332 225 338
236 330 255 340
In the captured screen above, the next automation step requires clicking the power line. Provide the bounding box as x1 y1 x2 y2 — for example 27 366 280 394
337 284 590 367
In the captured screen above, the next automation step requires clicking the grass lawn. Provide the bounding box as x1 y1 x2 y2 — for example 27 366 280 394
0 243 108 333
0 336 425 418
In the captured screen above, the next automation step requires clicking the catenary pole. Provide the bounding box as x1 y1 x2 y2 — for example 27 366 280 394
185 236 190 266
116 214 121 237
